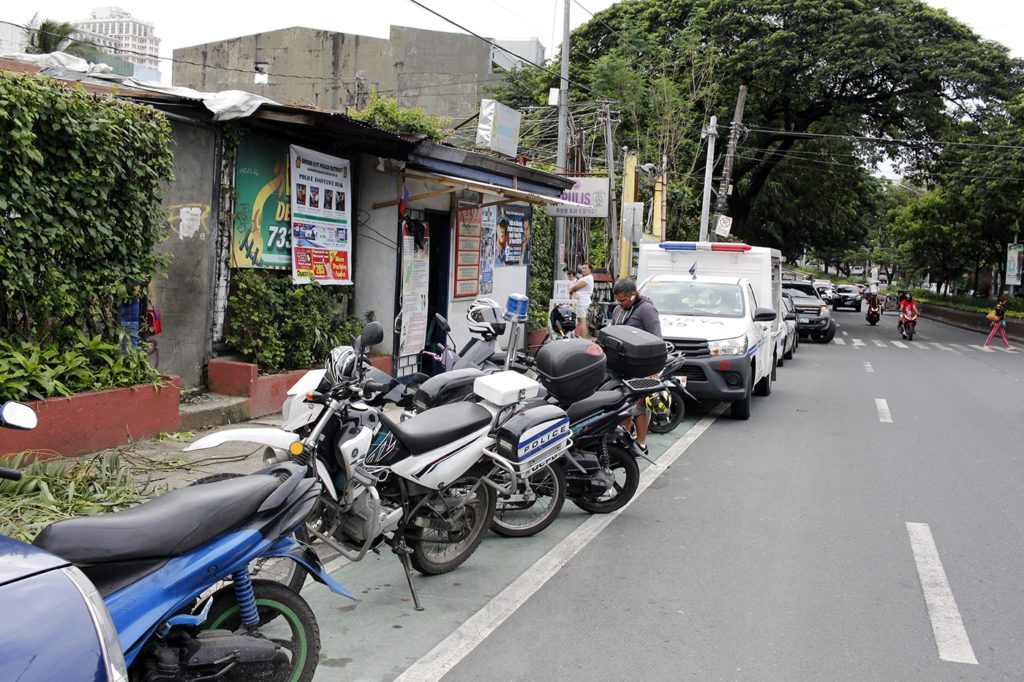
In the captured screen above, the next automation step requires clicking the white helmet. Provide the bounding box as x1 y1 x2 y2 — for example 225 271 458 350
466 298 506 340
325 345 358 385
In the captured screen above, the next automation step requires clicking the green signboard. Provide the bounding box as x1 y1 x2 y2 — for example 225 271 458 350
231 133 292 269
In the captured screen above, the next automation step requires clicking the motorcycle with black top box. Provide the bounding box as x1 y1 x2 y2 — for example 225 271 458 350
596 326 669 378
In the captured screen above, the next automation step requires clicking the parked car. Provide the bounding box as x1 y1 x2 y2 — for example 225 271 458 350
833 284 863 311
782 281 836 343
812 279 835 302
778 292 798 364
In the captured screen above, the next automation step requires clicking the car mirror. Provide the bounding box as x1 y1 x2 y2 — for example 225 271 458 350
784 312 797 321
754 307 777 322
0 402 37 430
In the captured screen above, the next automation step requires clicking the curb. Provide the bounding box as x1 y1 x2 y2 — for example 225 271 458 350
917 304 1024 344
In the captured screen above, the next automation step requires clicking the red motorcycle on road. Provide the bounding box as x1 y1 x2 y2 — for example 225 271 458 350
865 295 882 326
898 306 919 340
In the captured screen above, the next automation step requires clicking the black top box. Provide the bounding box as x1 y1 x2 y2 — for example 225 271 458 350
596 325 667 378
534 338 607 404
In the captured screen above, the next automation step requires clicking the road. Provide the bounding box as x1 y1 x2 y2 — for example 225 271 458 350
307 310 1024 681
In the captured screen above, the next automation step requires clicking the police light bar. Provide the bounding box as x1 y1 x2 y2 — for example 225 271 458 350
658 241 752 252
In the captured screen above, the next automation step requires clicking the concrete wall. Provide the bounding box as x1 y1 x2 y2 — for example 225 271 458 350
152 120 219 387
353 158 401 355
172 25 499 119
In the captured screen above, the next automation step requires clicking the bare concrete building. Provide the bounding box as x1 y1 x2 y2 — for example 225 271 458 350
172 25 506 121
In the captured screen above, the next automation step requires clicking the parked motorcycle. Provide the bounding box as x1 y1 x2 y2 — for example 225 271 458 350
898 306 919 340
865 295 882 325
188 321 572 609
2 401 349 681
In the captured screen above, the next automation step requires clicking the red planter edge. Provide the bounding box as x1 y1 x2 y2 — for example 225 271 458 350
207 358 310 419
1 375 181 460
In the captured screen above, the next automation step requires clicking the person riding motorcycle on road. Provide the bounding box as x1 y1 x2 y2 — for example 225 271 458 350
898 292 919 335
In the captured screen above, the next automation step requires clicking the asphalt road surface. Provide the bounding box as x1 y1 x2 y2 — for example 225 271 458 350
308 310 1023 681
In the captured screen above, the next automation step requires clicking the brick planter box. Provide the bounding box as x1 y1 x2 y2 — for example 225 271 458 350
918 303 1024 343
207 358 309 419
1 376 181 459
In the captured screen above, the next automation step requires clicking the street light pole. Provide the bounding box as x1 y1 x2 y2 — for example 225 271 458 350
698 115 718 242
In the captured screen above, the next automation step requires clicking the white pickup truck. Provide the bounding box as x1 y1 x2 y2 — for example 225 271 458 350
636 242 785 420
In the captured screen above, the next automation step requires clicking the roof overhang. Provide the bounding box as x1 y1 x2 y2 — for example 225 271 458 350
373 170 589 210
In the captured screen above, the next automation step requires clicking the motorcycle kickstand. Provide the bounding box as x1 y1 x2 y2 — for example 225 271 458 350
393 541 424 611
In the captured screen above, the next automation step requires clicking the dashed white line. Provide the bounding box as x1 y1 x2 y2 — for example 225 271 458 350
911 342 930 350
992 346 1017 353
875 398 893 423
873 339 887 347
906 522 978 665
834 338 847 345
394 406 730 681
949 343 970 353
970 345 995 353
932 343 959 354
892 340 909 348
852 339 866 347
864 362 874 373
842 330 849 336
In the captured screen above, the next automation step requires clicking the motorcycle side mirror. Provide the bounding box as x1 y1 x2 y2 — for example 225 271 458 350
359 321 384 350
0 402 37 430
434 313 451 333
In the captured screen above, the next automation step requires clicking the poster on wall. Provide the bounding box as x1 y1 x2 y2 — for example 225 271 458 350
453 206 482 299
399 218 431 357
495 205 532 266
289 145 352 285
479 206 496 295
1007 243 1023 286
231 134 292 269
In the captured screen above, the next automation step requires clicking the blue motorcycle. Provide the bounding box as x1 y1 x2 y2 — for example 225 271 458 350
1 400 352 681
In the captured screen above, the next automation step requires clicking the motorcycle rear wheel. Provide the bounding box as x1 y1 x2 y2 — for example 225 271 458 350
407 475 495 575
491 463 566 537
205 579 320 682
648 387 686 434
571 445 640 514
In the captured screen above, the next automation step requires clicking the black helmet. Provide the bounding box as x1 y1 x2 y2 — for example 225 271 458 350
549 304 577 338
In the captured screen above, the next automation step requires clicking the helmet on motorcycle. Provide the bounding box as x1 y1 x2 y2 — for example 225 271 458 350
645 389 671 416
466 298 506 339
549 303 577 337
325 345 358 385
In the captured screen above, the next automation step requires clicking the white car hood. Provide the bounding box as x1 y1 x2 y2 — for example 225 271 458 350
659 314 748 341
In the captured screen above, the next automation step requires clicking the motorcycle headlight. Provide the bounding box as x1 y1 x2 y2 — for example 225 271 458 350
63 566 129 682
708 335 748 356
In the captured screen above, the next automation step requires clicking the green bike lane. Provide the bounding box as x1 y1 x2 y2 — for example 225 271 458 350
303 403 720 681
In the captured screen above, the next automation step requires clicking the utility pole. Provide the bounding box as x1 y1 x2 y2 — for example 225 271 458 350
698 115 718 241
553 0 571 283
710 85 747 242
660 152 668 241
604 103 619 277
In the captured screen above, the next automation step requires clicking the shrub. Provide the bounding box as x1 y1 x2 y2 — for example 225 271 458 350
225 270 369 373
0 70 174 345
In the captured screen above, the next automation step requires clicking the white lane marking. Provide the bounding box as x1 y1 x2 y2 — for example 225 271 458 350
912 342 930 350
949 343 970 352
834 338 847 345
906 522 978 665
875 398 893 423
842 330 849 336
873 339 887 347
932 343 960 355
993 346 1017 353
864 362 874 373
852 338 866 347
394 406 729 681
892 340 909 349
970 345 995 353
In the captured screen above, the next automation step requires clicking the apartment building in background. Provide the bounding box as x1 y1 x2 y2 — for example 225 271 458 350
74 6 160 81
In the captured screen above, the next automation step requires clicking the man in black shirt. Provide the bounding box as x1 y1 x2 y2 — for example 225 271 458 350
610 278 662 453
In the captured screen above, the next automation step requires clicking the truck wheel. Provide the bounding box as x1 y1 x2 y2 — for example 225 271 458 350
730 373 753 420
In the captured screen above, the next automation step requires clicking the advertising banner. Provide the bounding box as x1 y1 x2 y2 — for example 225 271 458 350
547 176 610 218
1008 243 1023 286
231 134 292 269
495 205 532 266
399 218 430 357
289 145 353 285
453 206 482 299
479 206 496 295
475 99 522 158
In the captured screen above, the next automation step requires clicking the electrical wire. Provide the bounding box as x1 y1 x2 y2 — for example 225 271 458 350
740 124 1024 152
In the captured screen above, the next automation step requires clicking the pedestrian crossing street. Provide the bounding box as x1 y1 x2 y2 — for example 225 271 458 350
831 337 1017 353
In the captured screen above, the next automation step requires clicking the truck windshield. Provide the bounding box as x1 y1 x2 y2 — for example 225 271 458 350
643 281 745 318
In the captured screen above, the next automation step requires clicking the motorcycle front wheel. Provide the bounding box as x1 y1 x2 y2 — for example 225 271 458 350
491 463 566 537
648 387 687 434
407 475 495 575
205 579 320 682
571 445 640 514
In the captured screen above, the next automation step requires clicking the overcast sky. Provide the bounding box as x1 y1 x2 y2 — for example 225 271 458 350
5 0 1023 77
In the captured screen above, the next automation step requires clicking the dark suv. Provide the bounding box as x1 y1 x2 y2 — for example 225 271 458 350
781 281 836 343
833 284 863 311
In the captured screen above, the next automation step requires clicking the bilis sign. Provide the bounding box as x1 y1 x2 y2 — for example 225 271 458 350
548 176 610 218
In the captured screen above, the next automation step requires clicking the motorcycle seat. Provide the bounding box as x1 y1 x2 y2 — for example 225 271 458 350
565 390 626 423
34 474 282 565
380 401 492 455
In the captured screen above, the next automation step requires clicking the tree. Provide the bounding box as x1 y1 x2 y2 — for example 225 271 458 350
24 16 97 60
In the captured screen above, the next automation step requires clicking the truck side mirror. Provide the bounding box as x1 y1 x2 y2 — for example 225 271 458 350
784 311 797 321
753 307 777 322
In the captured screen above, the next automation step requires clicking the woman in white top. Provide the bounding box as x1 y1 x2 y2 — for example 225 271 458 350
568 263 594 337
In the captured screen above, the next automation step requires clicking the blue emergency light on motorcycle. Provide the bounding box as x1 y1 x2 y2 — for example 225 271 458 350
505 293 529 321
